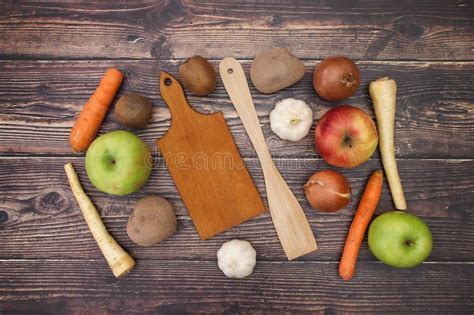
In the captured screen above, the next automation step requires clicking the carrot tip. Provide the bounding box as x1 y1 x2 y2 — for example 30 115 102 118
339 272 353 281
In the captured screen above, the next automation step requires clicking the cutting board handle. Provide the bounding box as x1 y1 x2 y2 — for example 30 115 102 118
160 71 195 119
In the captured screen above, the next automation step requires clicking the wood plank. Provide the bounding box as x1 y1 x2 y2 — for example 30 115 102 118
1 60 473 158
1 2 473 312
1 156 472 261
0 1 472 60
0 259 472 313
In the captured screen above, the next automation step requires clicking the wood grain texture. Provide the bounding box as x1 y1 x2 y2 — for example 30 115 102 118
1 1 473 312
0 1 473 60
1 60 473 158
0 259 473 314
1 156 472 262
157 71 265 239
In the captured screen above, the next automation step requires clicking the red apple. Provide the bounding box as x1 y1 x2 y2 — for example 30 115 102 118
315 105 378 168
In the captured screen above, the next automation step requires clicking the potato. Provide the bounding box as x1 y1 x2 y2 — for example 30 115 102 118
114 93 152 129
127 195 177 247
250 47 305 94
179 56 216 96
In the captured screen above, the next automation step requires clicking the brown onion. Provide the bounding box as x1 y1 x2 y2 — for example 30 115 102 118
313 56 360 101
304 170 351 212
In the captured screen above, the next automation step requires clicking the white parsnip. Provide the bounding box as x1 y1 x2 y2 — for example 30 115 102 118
64 162 135 278
369 77 407 210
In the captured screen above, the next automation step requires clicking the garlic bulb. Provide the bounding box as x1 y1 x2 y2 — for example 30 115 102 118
217 239 256 278
269 98 313 141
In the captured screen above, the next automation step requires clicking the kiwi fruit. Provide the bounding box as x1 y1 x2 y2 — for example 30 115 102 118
179 56 216 96
114 93 152 129
127 195 177 247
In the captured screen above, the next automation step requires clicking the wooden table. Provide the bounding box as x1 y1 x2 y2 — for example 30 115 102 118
1 1 473 313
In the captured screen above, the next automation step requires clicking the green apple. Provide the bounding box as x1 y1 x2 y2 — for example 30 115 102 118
86 130 152 195
368 211 432 269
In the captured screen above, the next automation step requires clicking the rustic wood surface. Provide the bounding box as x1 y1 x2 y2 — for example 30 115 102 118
0 1 473 313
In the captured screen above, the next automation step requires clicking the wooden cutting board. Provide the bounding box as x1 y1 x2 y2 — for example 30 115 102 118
157 72 265 239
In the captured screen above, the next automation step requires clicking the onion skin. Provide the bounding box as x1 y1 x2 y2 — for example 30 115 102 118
304 170 351 212
313 56 360 101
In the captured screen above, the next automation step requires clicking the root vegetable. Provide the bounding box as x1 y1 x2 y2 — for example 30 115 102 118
250 47 305 94
339 170 383 281
369 77 407 210
127 195 177 247
64 162 135 278
69 68 123 152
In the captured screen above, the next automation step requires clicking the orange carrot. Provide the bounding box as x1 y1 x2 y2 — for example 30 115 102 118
339 170 383 281
69 68 123 152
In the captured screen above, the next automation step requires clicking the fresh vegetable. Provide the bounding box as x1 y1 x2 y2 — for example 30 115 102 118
313 56 360 101
315 105 378 168
269 98 313 141
369 77 407 210
64 162 135 278
127 195 177 246
114 93 152 129
368 211 432 268
304 170 351 212
85 131 152 195
217 239 257 278
250 47 305 94
69 68 123 152
339 170 383 281
179 56 216 96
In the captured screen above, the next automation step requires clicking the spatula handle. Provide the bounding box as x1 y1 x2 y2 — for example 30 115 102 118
220 57 317 260
218 59 271 165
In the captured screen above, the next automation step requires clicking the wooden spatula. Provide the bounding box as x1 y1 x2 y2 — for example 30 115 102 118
157 72 265 240
219 58 317 260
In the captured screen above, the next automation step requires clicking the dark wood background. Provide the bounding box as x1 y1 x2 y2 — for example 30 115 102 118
1 1 473 313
